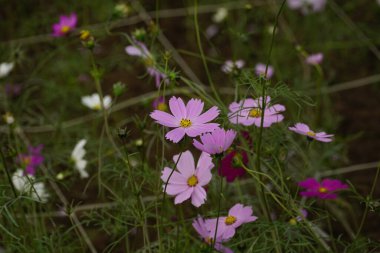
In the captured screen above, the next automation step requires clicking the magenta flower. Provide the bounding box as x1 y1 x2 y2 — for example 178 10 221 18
207 204 258 240
287 0 326 14
150 96 220 143
161 151 214 207
17 145 44 176
193 216 233 253
289 123 333 142
306 53 324 65
219 150 247 182
299 178 348 199
221 60 245 74
152 96 168 112
52 13 77 37
228 96 285 127
255 63 274 79
193 127 236 155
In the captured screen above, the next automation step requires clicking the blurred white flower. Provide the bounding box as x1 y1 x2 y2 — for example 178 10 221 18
71 139 88 178
12 169 49 203
3 112 14 124
221 60 245 73
81 93 112 110
212 8 228 23
0 62 14 78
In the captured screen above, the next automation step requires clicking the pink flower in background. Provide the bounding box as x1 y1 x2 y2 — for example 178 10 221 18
147 67 169 88
255 63 274 79
207 203 258 240
193 127 236 155
287 0 326 14
125 41 152 60
150 96 220 143
5 84 22 97
222 60 245 74
289 123 333 142
52 13 77 37
228 96 285 127
193 216 233 253
152 96 168 111
306 53 324 65
299 178 348 199
219 150 247 182
289 209 308 225
17 145 44 176
161 151 214 207
125 41 169 87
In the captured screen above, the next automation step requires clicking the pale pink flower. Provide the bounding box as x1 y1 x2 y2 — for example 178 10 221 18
221 60 245 74
207 203 258 240
147 67 169 88
125 41 152 59
255 63 274 79
193 216 233 253
288 0 326 14
52 13 77 37
161 151 214 207
306 53 324 65
150 96 220 143
193 127 236 155
228 96 285 127
289 123 333 142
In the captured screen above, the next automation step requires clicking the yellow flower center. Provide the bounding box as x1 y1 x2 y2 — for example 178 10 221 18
93 104 102 110
157 102 168 112
289 218 297 225
249 108 262 118
187 175 198 186
225 215 237 225
306 131 316 137
22 156 31 166
319 187 328 193
61 25 71 33
180 119 192 128
80 30 91 41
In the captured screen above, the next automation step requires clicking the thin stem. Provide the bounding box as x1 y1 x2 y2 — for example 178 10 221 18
355 165 380 238
193 0 223 106
0 148 17 198
212 158 222 250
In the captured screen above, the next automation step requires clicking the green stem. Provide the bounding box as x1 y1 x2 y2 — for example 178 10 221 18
212 158 222 251
0 149 17 198
355 165 380 238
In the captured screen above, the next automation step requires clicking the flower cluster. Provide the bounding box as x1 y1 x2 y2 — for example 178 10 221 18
193 204 257 252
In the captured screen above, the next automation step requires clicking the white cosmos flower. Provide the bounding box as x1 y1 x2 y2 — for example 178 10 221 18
71 139 88 178
0 62 14 78
81 93 112 110
12 169 49 203
212 8 228 23
3 112 15 124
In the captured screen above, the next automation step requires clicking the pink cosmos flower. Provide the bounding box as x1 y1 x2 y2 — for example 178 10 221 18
219 150 247 182
306 53 324 65
161 151 214 207
255 63 274 79
17 145 44 176
150 96 220 143
299 178 348 199
125 41 152 59
221 60 245 74
228 96 285 127
207 203 258 240
289 123 333 142
193 216 233 253
287 0 326 15
52 13 77 37
193 127 236 155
